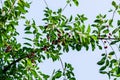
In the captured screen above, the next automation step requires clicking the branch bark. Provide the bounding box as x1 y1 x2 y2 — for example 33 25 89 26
2 55 27 74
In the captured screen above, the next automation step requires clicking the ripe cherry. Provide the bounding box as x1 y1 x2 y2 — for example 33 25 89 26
57 33 61 37
52 40 57 45
41 46 48 51
109 33 112 36
104 46 108 49
5 46 12 53
106 25 109 28
108 36 110 39
31 59 35 63
57 39 61 43
31 52 35 56
104 41 106 43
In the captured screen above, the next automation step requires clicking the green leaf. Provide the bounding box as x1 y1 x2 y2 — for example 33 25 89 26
109 19 113 26
87 25 91 33
31 69 38 78
105 59 109 67
72 0 79 6
117 67 120 75
100 66 107 70
112 28 119 34
70 77 76 80
25 31 32 34
103 29 109 34
112 1 118 9
109 51 115 55
97 57 106 65
24 42 32 46
99 71 107 74
117 20 120 26
76 44 81 51
110 41 119 45
57 8 62 13
94 19 102 23
69 15 73 22
23 37 32 41
54 71 62 78
25 26 31 30
97 45 102 50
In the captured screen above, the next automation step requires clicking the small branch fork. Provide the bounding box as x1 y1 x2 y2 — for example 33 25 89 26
2 55 27 74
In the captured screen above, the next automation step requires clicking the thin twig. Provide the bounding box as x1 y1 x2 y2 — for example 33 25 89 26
43 0 48 7
101 40 111 80
111 9 117 20
3 55 27 73
106 40 118 60
98 37 119 40
101 40 107 55
62 3 68 12
59 57 64 72
59 57 67 80
0 0 3 8
62 0 72 12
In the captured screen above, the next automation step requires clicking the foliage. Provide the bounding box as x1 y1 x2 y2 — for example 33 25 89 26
0 0 120 80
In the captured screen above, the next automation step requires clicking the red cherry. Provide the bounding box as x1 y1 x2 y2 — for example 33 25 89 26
57 39 61 43
41 46 48 51
104 46 108 49
31 52 35 56
104 41 106 43
109 33 112 36
108 36 110 39
31 59 35 63
58 34 61 37
5 46 12 52
52 40 57 44
106 25 109 28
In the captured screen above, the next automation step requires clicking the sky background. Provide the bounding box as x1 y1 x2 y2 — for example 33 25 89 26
17 0 119 80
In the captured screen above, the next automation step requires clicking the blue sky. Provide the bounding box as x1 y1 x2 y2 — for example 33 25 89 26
17 0 117 80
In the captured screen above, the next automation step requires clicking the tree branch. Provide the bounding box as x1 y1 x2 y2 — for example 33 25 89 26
98 37 119 40
2 55 27 74
43 0 48 7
